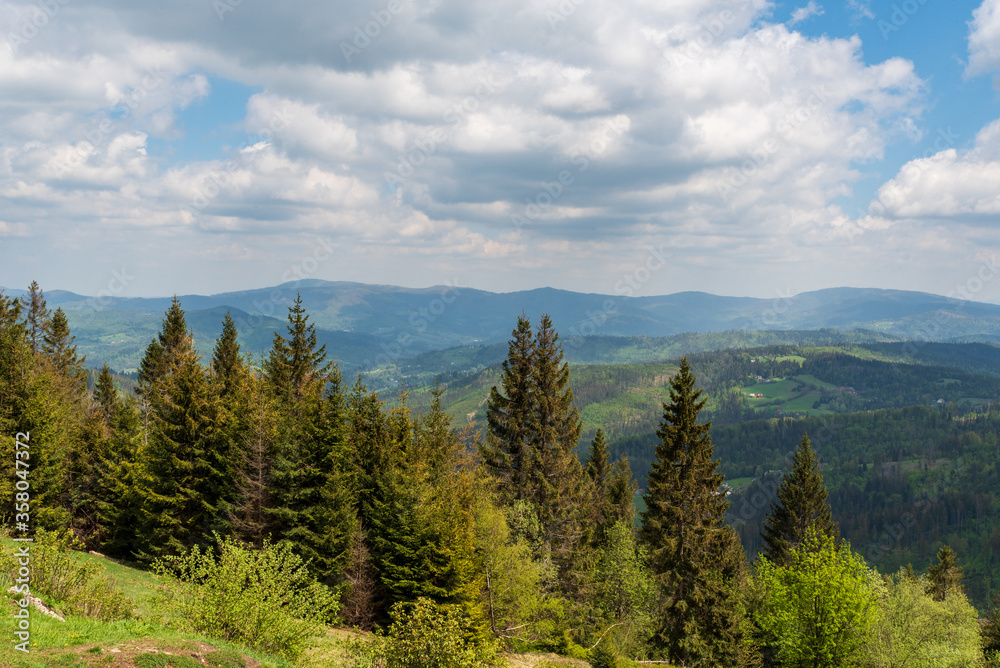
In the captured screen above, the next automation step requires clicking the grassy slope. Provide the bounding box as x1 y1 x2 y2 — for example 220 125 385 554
0 549 588 668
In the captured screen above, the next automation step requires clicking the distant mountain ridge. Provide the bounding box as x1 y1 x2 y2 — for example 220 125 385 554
4 281 1000 371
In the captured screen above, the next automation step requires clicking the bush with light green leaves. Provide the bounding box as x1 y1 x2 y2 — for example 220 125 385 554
866 567 983 668
153 534 338 660
752 527 880 668
370 597 505 668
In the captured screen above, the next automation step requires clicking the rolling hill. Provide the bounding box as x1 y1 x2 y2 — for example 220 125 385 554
6 280 1000 373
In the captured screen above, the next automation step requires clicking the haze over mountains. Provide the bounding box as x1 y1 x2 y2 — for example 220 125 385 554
6 280 1000 372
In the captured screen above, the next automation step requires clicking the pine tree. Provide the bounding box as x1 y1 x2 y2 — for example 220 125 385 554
483 315 535 501
639 357 745 667
926 545 964 601
42 307 86 379
20 280 49 354
760 433 839 566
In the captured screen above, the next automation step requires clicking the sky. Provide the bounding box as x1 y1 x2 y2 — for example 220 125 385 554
1 0 999 303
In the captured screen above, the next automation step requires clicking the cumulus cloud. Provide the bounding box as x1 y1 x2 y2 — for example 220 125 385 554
864 117 1000 220
789 2 824 26
0 0 944 296
967 0 1000 83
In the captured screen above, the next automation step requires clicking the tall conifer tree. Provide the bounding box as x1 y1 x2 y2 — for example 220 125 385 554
211 312 244 396
528 314 586 549
926 545 964 601
760 433 838 566
42 307 85 380
20 281 49 354
137 301 230 559
639 357 745 667
483 315 535 500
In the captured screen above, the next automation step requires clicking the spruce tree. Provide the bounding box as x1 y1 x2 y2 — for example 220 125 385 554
96 393 145 559
639 357 745 667
605 456 639 530
983 586 1000 654
20 280 49 354
283 366 357 586
264 292 331 406
93 364 120 423
211 312 244 396
138 296 192 390
262 296 352 585
528 314 585 548
483 315 535 500
42 307 86 378
587 428 639 544
68 406 112 546
586 428 611 490
229 367 277 549
760 433 839 566
926 545 964 601
137 302 230 559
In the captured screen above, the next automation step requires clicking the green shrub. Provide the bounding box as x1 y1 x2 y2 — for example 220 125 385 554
0 528 133 621
370 598 505 668
153 534 339 660
538 629 590 660
589 644 643 668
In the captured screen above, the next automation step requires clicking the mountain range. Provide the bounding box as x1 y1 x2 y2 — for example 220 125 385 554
5 280 1000 372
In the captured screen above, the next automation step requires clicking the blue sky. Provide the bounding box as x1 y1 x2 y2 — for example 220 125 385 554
1 0 999 304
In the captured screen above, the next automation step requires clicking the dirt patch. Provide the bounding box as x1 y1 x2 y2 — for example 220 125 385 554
21 640 260 668
504 652 590 668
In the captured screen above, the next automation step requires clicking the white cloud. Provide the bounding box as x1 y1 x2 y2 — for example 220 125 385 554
0 0 949 298
789 1 824 26
968 0 1000 82
846 0 874 20
866 117 1000 219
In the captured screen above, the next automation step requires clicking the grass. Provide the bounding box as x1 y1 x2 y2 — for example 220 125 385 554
0 544 595 668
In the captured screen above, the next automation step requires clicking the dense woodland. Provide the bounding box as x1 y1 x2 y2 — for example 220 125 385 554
2 282 1000 667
